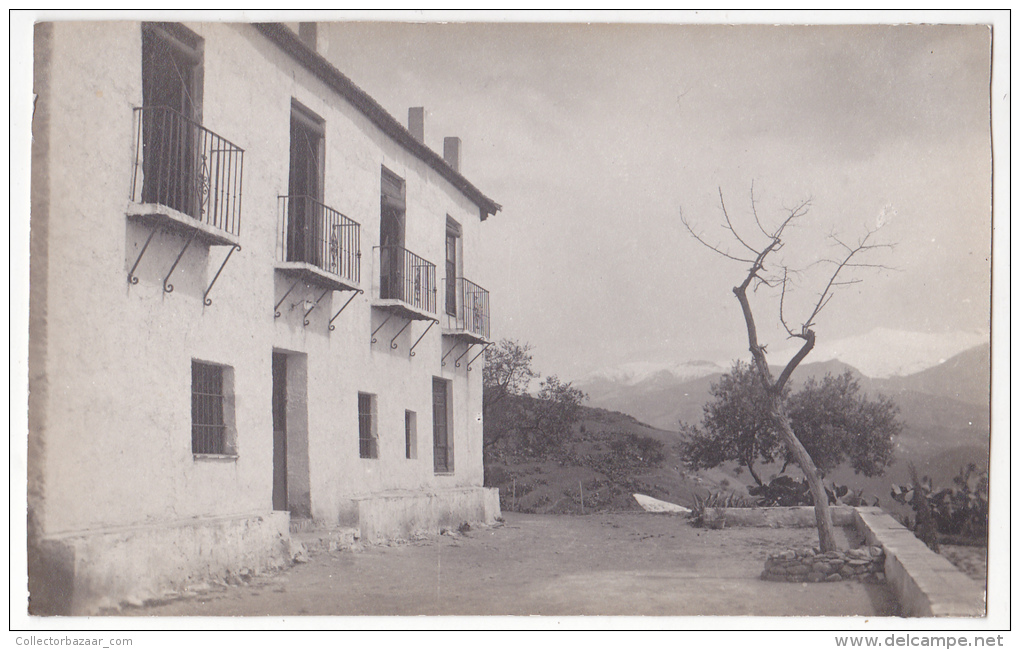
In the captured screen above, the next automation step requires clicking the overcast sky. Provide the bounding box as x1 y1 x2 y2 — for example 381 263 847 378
317 20 993 380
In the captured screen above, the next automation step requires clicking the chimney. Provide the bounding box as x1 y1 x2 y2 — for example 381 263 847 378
444 137 462 173
408 107 425 144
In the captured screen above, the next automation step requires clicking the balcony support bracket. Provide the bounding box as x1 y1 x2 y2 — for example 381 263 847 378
203 244 241 306
390 319 413 349
303 288 331 326
371 312 394 344
163 228 200 293
441 341 460 367
467 342 492 371
328 289 363 332
454 343 474 368
409 319 438 357
128 226 161 285
275 280 300 318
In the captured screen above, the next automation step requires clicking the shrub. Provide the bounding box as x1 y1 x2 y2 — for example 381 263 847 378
891 463 988 545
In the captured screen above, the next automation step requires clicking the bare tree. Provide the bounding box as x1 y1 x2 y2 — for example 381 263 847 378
681 184 892 552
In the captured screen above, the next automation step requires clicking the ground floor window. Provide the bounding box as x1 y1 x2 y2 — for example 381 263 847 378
359 392 378 459
432 377 453 473
192 360 234 455
405 410 417 459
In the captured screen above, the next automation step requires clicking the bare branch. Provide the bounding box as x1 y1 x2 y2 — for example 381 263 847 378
778 267 796 337
749 180 770 239
679 207 756 264
718 187 760 256
799 224 891 331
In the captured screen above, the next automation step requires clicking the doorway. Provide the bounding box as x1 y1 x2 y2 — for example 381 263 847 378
272 351 311 519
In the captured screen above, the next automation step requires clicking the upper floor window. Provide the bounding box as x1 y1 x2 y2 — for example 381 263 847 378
286 102 325 266
445 218 461 316
140 23 205 217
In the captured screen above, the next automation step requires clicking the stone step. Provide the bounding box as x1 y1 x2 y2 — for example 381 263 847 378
291 527 361 553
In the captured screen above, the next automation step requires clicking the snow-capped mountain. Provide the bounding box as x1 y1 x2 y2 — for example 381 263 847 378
582 359 725 387
806 327 990 378
575 331 991 432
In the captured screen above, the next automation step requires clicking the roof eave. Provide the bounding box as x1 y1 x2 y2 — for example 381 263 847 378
253 23 501 220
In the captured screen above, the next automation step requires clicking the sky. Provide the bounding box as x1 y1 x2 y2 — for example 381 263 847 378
9 12 997 384
315 17 995 382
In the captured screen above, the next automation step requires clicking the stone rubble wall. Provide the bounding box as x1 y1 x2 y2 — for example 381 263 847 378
762 546 885 584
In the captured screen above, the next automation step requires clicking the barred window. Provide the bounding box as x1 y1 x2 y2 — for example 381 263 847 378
359 392 378 459
192 361 234 456
192 362 224 453
405 410 417 460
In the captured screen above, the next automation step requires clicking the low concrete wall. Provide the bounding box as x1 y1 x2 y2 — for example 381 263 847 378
703 505 857 528
356 487 500 543
29 511 290 615
853 508 985 617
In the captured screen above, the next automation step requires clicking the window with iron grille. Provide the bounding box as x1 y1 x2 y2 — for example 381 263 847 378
358 392 378 459
192 361 234 455
433 377 453 473
405 410 417 459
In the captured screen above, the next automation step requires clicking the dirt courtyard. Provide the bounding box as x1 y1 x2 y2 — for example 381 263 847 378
125 512 900 617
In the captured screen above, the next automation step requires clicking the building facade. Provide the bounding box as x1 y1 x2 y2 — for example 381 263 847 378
28 21 501 615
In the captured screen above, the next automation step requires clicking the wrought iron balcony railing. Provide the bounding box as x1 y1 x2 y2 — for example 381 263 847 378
377 245 436 314
452 277 490 340
130 106 244 237
279 195 361 285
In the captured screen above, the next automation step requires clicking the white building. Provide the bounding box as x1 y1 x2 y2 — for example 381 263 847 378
28 21 501 615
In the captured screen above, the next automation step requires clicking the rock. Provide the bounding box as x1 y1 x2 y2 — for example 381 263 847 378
870 546 884 557
848 559 870 566
806 572 826 583
839 566 855 579
771 565 788 575
874 572 885 582
779 550 796 560
812 562 830 574
825 573 843 582
787 564 809 575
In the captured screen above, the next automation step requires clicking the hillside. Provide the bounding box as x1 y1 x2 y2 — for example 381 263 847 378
503 343 993 517
484 403 735 515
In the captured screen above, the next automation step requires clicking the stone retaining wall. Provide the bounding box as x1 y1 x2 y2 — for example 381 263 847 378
702 505 856 528
853 507 985 617
762 546 885 583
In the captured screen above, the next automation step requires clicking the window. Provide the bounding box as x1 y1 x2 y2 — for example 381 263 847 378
445 218 461 316
379 168 406 300
141 23 204 217
286 103 326 266
192 361 235 455
405 410 417 459
433 377 452 473
358 392 378 459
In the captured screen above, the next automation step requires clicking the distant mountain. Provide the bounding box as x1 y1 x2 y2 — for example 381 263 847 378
872 344 990 407
577 343 991 432
572 343 992 515
808 327 989 378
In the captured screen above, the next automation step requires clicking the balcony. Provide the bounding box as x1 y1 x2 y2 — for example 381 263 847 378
128 105 244 246
443 278 490 344
276 195 361 292
372 246 437 321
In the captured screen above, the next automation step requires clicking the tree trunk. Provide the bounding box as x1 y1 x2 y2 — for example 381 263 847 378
745 459 764 487
733 282 838 552
771 397 838 552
